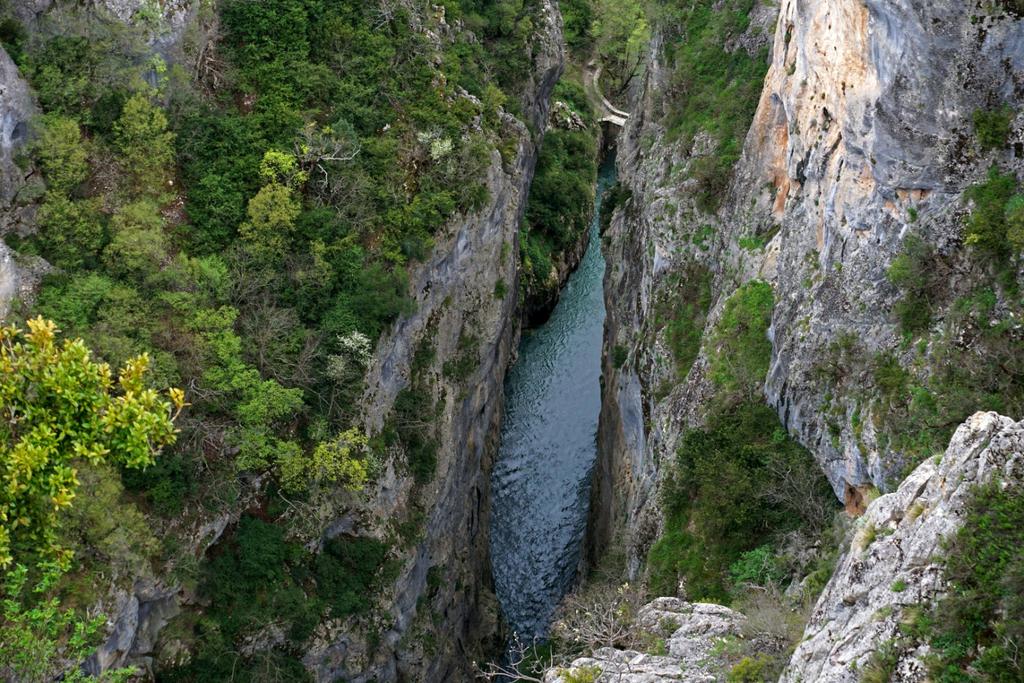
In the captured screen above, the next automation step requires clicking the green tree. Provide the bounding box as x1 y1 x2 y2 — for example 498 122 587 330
112 93 175 195
592 0 649 94
280 427 372 494
0 317 183 569
36 194 105 270
102 199 169 279
887 233 941 334
34 114 90 195
239 182 300 263
187 307 304 480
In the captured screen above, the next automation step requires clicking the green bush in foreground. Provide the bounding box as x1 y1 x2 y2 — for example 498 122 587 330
923 480 1024 681
0 318 181 569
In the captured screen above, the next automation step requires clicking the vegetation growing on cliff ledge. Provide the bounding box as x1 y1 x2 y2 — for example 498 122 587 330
871 167 1024 473
650 0 769 212
893 479 1024 682
648 402 834 603
0 318 181 678
520 77 599 313
0 0 549 675
708 280 774 403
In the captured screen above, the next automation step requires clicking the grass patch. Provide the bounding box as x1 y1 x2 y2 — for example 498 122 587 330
654 265 712 378
973 107 1013 152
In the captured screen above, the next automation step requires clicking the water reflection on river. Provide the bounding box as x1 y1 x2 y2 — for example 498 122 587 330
489 154 616 638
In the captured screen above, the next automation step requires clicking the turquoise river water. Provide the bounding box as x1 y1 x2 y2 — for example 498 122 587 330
489 155 616 638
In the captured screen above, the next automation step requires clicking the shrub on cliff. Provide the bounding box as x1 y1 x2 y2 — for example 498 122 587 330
648 402 834 602
0 318 181 569
922 480 1024 681
887 233 942 335
964 167 1022 261
708 281 775 402
973 107 1013 152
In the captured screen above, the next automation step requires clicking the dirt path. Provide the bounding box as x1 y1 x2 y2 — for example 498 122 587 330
583 59 630 126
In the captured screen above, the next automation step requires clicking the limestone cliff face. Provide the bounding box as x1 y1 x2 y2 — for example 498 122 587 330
307 8 564 676
782 411 1024 681
750 0 1024 497
592 0 1024 568
0 1 564 679
0 45 41 319
588 1 780 574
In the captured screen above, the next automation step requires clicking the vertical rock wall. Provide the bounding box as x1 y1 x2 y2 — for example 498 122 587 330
0 45 38 319
591 0 1024 572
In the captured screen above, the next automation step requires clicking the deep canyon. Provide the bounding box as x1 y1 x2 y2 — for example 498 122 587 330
1 0 1024 682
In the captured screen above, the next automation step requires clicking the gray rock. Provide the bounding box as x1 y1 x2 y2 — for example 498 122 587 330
544 598 745 683
0 45 38 318
84 581 180 677
781 412 1024 681
0 46 34 206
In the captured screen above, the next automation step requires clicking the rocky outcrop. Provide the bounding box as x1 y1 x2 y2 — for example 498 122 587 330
557 413 1024 681
544 598 746 683
782 411 1024 681
0 44 39 318
0 46 33 206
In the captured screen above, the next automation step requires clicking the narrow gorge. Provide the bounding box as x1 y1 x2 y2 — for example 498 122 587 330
490 154 614 640
1 1 1024 682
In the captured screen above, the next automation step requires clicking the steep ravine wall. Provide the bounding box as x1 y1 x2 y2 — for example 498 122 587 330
0 2 566 680
591 0 1024 571
317 5 565 675
584 0 1024 677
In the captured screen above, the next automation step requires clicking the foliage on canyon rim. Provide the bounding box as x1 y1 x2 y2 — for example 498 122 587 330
0 0 552 674
0 317 181 681
0 317 181 570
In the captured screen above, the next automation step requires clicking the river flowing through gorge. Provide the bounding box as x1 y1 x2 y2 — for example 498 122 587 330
489 155 616 639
